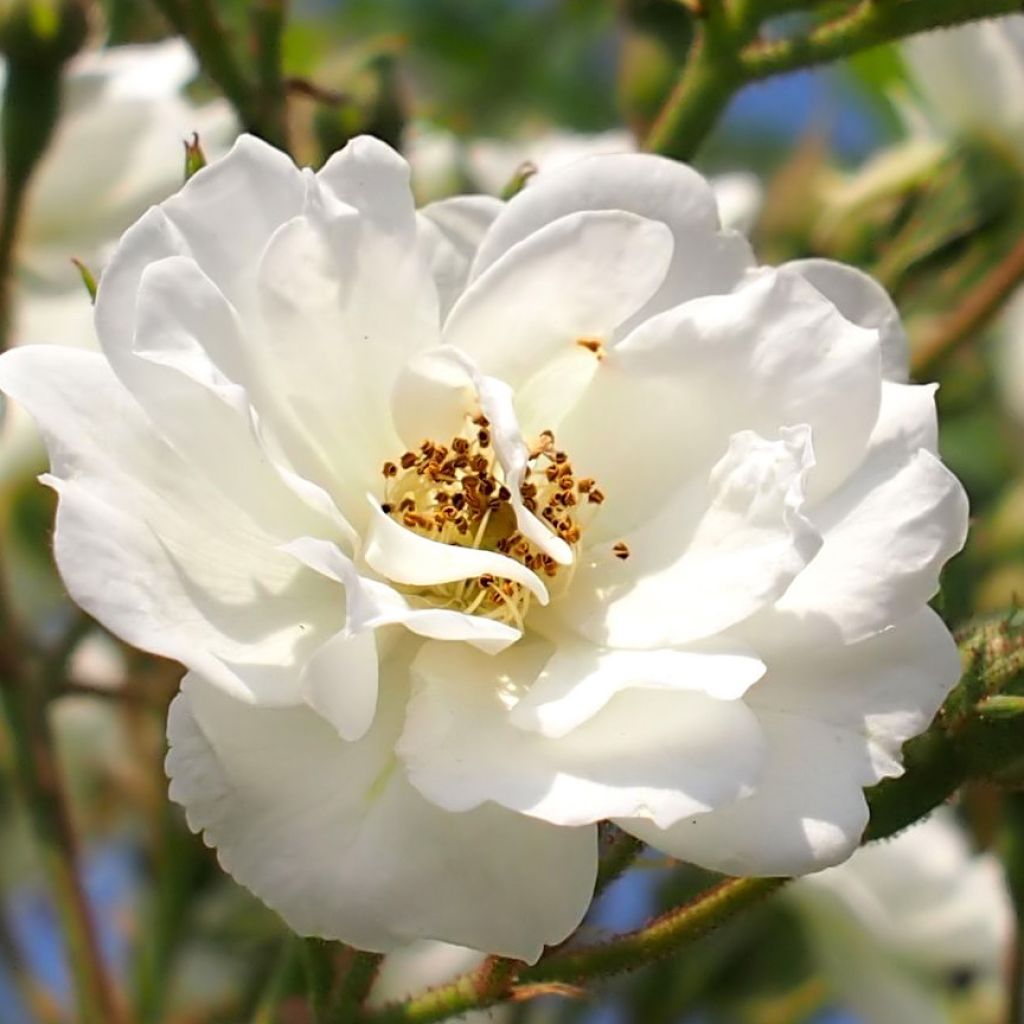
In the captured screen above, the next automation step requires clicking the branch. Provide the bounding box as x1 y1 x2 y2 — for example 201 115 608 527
149 0 289 147
250 0 290 149
743 0 1024 80
0 597 126 1022
645 0 1024 161
362 877 786 1024
910 230 1024 376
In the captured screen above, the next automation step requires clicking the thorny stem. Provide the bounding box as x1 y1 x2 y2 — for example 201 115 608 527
362 877 787 1024
645 0 1024 161
594 826 646 899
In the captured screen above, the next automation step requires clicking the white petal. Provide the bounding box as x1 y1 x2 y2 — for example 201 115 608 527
466 129 635 196
622 708 871 875
444 209 673 396
362 496 549 604
903 18 1024 158
792 810 1013 1024
300 629 380 742
552 266 883 545
710 172 762 233
317 135 440 354
788 258 909 382
559 427 820 649
0 346 341 705
768 448 968 647
285 536 521 654
624 609 959 876
419 195 504 317
398 639 766 829
508 642 765 738
471 152 753 320
95 136 305 333
167 669 597 960
0 284 97 491
113 253 348 539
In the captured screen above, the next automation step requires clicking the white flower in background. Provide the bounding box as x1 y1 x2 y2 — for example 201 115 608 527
369 941 509 1022
900 17 1024 429
823 18 1024 224
791 810 1013 1024
903 17 1024 161
0 38 236 491
465 128 635 196
0 134 967 959
407 124 763 232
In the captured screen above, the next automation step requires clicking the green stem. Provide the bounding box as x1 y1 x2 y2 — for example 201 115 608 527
328 950 385 1023
644 0 747 161
645 0 1024 161
149 0 289 147
251 937 302 1024
742 0 1024 79
251 0 290 151
594 827 645 899
0 59 62 348
362 877 786 1024
523 876 786 985
303 939 336 1021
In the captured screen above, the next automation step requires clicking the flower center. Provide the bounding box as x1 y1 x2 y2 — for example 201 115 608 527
380 416 606 628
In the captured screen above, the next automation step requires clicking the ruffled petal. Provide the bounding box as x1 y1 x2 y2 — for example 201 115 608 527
788 258 909 382
443 209 673 405
765 444 967 648
167 668 597 960
554 266 882 528
471 152 753 321
419 194 504 317
507 640 765 738
363 496 549 604
622 609 959 875
558 427 820 649
398 639 766 829
298 629 380 742
285 536 522 654
0 347 341 705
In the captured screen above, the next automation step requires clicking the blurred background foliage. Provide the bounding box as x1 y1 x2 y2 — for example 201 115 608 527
3 0 1024 1023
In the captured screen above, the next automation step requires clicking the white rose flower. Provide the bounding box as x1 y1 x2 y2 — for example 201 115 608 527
0 134 968 960
791 810 1013 1024
0 38 237 491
